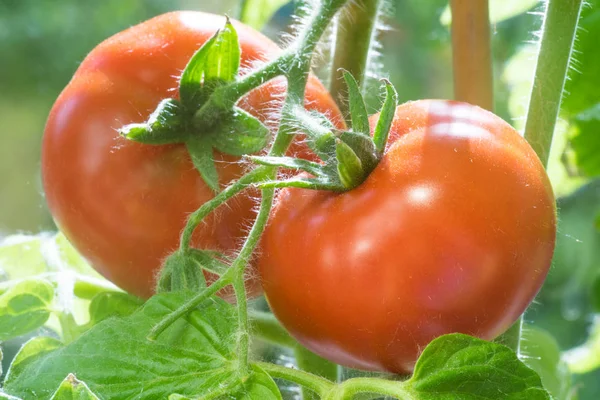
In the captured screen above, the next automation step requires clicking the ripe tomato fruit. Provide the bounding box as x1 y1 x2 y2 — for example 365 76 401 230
259 100 556 373
42 11 343 299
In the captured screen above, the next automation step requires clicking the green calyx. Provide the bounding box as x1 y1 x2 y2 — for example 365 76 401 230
119 18 270 192
251 73 398 192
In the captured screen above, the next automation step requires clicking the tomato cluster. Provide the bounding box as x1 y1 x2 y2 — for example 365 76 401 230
43 13 556 374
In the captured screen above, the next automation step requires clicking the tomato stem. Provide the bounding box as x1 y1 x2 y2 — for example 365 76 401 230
523 0 584 166
450 0 494 111
253 361 335 397
147 268 234 341
179 166 269 252
295 347 340 400
329 0 383 120
322 377 410 400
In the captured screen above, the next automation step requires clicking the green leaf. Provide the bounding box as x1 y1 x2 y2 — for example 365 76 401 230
563 315 600 374
211 108 270 156
0 234 49 280
569 103 600 177
342 70 370 136
49 374 100 400
372 80 398 155
5 336 63 384
336 139 365 190
0 393 21 399
247 156 326 177
87 291 142 326
2 292 250 400
0 279 54 341
53 234 102 279
186 137 220 192
592 273 600 313
179 31 219 106
562 2 600 116
538 179 600 320
237 364 283 400
440 0 540 25
520 327 574 400
204 18 240 86
119 99 186 145
406 334 551 399
239 0 289 30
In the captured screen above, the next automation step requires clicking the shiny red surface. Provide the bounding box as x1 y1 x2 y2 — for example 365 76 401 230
42 11 343 299
259 100 556 373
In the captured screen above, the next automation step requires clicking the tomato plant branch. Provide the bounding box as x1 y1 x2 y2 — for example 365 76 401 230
323 377 411 400
147 267 235 341
329 0 383 120
179 167 268 252
295 347 339 400
156 0 351 380
226 0 350 378
254 362 335 397
523 0 583 166
450 0 493 111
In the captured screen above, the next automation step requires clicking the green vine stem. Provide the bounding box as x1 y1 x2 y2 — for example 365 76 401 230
450 0 493 111
254 362 335 397
523 0 584 167
295 347 339 400
497 0 584 354
329 0 383 120
179 167 268 251
152 0 351 378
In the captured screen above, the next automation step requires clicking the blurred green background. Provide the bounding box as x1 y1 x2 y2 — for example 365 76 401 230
1 0 600 398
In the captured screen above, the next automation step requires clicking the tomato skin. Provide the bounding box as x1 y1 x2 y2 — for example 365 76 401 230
42 11 343 299
259 100 556 373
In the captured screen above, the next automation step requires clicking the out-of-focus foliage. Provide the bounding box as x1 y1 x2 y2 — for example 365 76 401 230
1 0 600 398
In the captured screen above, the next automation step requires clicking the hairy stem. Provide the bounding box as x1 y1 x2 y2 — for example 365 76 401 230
229 0 351 375
524 0 584 166
230 186 276 373
498 0 583 354
329 0 383 120
295 347 340 400
254 362 335 397
450 0 493 111
323 377 410 400
147 268 235 341
179 167 268 251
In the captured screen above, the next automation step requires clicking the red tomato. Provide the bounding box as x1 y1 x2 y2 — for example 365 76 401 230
259 100 556 373
42 11 343 299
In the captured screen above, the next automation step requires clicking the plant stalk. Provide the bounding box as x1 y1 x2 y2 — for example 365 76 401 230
524 0 584 166
329 0 383 120
295 347 340 400
450 0 493 111
254 362 335 397
497 0 583 354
